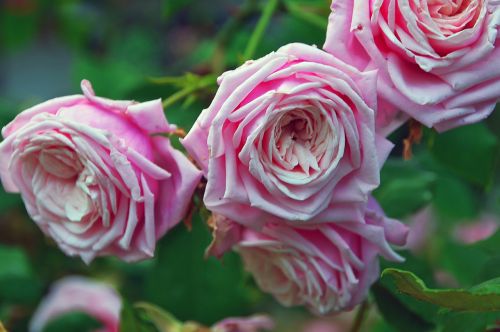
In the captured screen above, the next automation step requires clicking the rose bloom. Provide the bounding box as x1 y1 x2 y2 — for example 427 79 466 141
0 80 201 263
207 198 408 315
324 0 500 132
29 277 121 332
183 43 392 227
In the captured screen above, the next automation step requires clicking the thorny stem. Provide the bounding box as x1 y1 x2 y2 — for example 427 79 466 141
243 0 280 61
349 300 370 332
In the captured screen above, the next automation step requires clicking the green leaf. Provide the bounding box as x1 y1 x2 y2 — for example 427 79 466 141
380 253 440 325
374 159 436 218
42 311 102 332
429 123 499 188
371 282 436 332
439 311 500 332
381 268 500 312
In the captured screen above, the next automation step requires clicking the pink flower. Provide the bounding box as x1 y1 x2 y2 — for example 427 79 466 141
29 277 121 332
212 315 274 332
324 0 500 132
183 43 393 227
0 80 202 263
454 215 498 244
209 198 408 315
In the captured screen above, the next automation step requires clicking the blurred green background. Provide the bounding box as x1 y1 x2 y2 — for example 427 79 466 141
0 1 499 331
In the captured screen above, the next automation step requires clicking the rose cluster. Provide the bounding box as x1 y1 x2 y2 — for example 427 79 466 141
184 43 409 314
0 0 498 318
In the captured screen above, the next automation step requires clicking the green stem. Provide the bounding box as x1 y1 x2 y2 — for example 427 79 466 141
349 300 370 332
243 0 279 61
284 2 328 30
162 75 216 109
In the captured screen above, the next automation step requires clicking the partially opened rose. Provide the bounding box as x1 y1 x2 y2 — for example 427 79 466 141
29 277 121 332
183 43 392 227
0 80 202 263
324 0 500 132
208 198 408 315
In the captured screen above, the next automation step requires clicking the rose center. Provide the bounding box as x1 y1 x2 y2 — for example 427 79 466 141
273 108 331 175
427 0 481 35
39 147 82 179
24 133 101 225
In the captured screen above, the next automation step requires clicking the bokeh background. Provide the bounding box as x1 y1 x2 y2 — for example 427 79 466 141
0 1 499 331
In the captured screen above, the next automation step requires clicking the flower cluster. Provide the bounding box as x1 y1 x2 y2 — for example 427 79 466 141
0 0 498 319
184 43 410 314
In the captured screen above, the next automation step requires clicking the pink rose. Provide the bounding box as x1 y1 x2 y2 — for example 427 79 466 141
453 215 498 244
0 80 202 263
212 315 274 332
29 277 121 332
183 43 392 227
209 198 408 315
324 0 500 132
